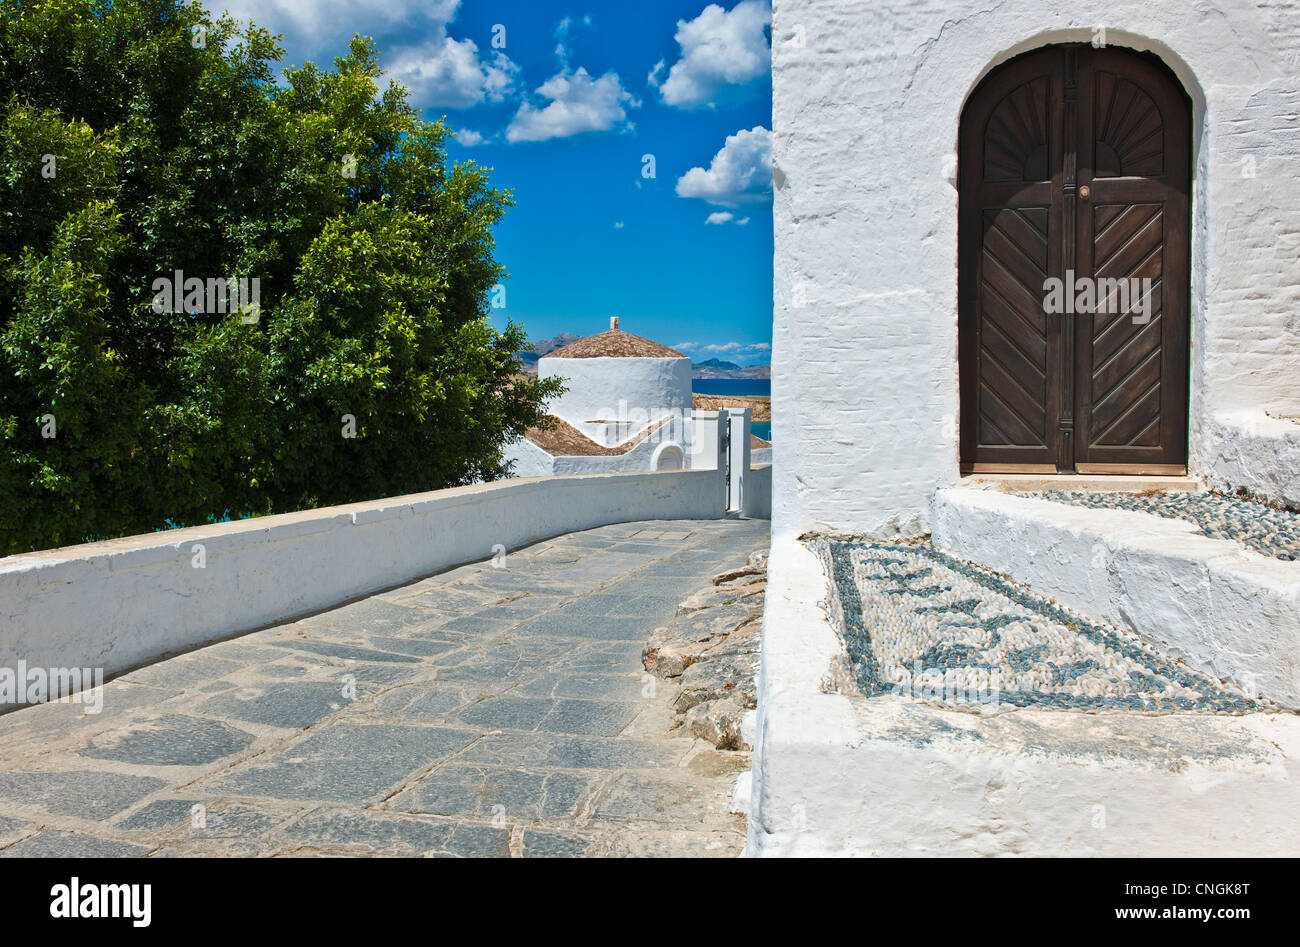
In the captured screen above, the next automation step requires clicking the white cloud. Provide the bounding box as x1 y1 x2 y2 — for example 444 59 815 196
700 341 771 355
215 0 452 47
454 128 485 147
685 341 772 364
705 211 753 225
676 126 772 207
386 35 520 109
506 67 637 143
553 14 594 68
216 0 520 110
651 0 771 109
614 221 626 229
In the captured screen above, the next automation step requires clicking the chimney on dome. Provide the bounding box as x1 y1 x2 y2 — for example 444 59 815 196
610 316 619 331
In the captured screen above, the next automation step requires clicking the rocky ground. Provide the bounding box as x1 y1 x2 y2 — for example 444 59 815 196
642 551 766 750
691 394 771 422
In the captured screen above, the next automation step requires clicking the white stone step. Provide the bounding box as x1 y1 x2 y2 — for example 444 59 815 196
931 486 1300 709
961 473 1203 493
1201 410 1300 509
805 695 1300 856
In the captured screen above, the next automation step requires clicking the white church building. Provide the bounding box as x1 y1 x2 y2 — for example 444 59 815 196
749 1 1300 857
505 317 771 478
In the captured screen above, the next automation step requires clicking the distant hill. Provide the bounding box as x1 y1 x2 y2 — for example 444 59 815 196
534 333 581 355
515 333 581 372
693 360 771 380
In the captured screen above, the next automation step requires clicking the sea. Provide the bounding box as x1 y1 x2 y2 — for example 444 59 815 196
692 378 772 441
691 378 771 397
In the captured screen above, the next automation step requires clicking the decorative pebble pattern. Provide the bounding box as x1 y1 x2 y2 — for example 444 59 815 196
815 539 1264 716
1018 490 1300 561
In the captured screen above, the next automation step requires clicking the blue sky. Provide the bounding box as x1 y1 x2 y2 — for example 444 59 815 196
211 0 774 365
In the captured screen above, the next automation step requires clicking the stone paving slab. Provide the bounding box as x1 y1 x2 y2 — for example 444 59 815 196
0 830 152 858
205 723 482 805
0 518 767 857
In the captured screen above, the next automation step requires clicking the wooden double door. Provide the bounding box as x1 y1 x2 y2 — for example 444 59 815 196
958 45 1191 474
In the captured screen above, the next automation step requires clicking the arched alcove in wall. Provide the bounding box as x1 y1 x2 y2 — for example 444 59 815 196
652 442 685 471
957 43 1192 474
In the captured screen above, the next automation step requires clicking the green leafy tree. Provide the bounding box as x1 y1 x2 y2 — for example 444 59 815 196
0 0 561 554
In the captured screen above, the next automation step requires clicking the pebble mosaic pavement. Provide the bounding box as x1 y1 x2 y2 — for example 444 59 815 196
1019 490 1300 560
816 539 1266 715
0 519 768 858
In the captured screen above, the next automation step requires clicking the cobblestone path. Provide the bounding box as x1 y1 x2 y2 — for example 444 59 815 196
0 518 768 857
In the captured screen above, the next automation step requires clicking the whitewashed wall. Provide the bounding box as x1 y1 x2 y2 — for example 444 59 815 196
550 436 665 475
692 410 721 469
503 435 556 478
502 425 692 477
1202 410 1300 507
744 464 773 519
772 0 1300 536
728 409 753 512
0 468 727 680
540 356 694 447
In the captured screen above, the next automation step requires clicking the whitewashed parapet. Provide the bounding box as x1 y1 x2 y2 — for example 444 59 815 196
1196 410 1300 510
0 467 726 680
744 464 772 520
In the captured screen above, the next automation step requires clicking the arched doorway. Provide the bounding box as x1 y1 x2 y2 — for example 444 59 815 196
958 44 1191 473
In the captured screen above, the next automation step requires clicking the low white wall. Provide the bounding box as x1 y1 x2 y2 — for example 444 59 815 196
0 468 726 680
1198 410 1300 509
691 410 720 469
549 435 662 476
743 464 772 520
503 436 556 478
746 535 852 856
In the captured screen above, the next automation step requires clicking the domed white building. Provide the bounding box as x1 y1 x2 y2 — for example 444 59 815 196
506 317 703 476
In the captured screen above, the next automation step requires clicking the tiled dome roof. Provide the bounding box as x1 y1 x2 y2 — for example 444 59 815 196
541 317 686 359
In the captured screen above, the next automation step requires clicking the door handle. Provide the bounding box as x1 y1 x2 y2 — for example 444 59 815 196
1079 185 1091 200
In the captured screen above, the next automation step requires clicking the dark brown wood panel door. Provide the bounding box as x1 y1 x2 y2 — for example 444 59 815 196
959 45 1190 473
1073 49 1190 471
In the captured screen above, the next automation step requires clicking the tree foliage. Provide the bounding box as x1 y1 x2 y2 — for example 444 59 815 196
0 0 561 554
